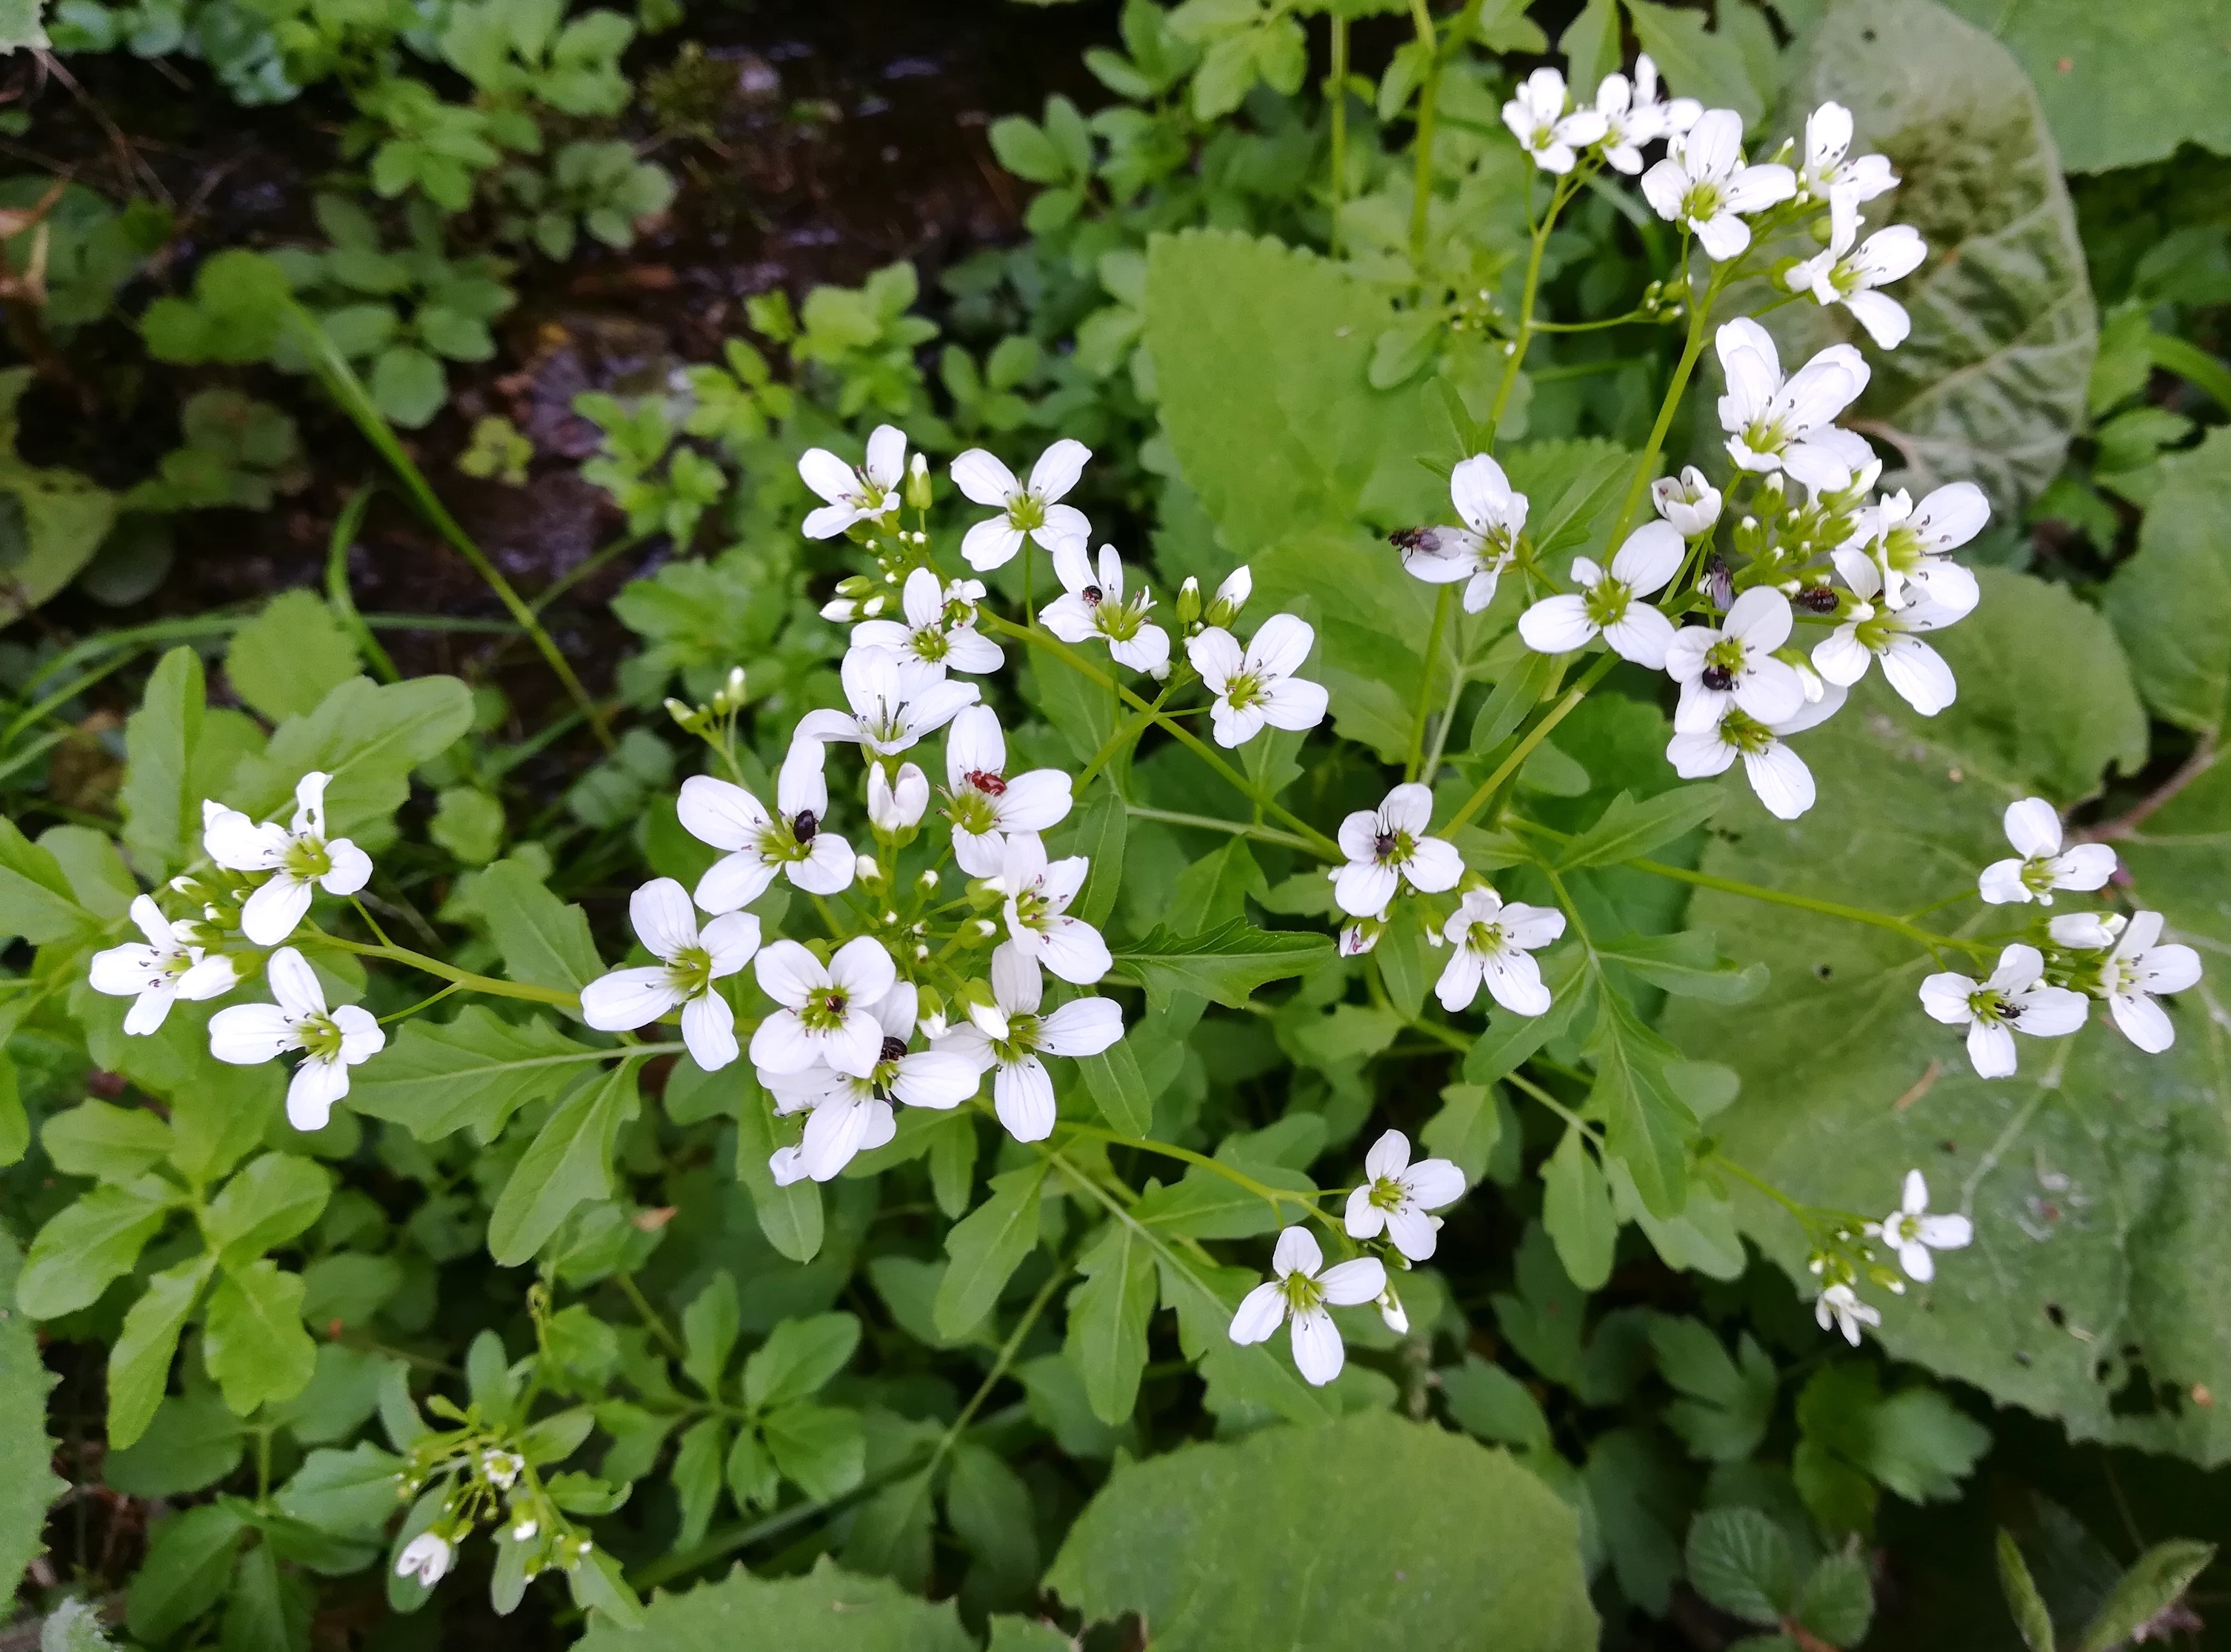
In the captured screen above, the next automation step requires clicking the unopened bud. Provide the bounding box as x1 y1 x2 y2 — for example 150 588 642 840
664 697 698 728
905 450 932 510
917 867 940 890
1176 576 1202 625
1206 564 1253 627
867 760 929 833
856 853 883 884
820 597 859 622
974 918 998 939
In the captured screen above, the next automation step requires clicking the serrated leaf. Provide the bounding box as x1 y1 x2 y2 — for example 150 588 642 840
202 1261 317 1415
934 1168 1044 1340
1685 1507 1795 1626
106 1257 215 1451
1558 785 1724 869
0 1234 65 1596
224 590 361 723
1114 919 1335 1012
574 1554 974 1651
486 1062 640 1266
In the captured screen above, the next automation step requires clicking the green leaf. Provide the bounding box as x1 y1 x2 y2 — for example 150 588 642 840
475 858 604 994
119 646 214 877
2104 427 2231 735
1685 1507 1795 1627
0 815 90 949
106 1257 216 1451
0 369 118 626
1939 0 2231 173
106 1386 242 1497
1557 0 1619 89
1064 1219 1158 1425
1795 1551 1875 1648
1996 1528 2059 1652
370 344 447 427
1583 990 1695 1220
575 1554 974 1651
2075 1538 2217 1652
1114 919 1335 1012
946 1440 1038 1586
1065 784 1127 929
934 1168 1045 1340
19 1179 178 1319
139 249 289 364
203 1261 318 1416
1594 931 1768 1005
1793 1365 1990 1535
1437 1355 1550 1451
228 675 474 848
743 1312 860 1409
761 1402 865 1502
1541 1126 1616 1290
1078 1039 1153 1136
1651 1317 1776 1462
348 1007 597 1142
224 590 361 723
735 1083 824 1262
487 1062 640 1265
1624 0 1763 125
671 1416 726 1548
276 1441 409 1534
223 1537 310 1652
0 1234 64 1595
1045 1413 1597 1651
681 1273 740 1396
43 1100 173 1182
1558 785 1723 869
203 1152 332 1268
127 1504 247 1645
1779 0 2096 520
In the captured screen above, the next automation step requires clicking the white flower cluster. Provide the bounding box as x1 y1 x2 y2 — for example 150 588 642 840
1814 1168 1972 1345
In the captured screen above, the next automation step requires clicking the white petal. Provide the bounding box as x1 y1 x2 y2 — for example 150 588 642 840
202 810 290 872
1842 289 1912 349
581 967 686 1032
1976 859 2032 906
240 877 316 947
1027 438 1090 502
121 983 178 1036
790 833 859 895
1229 1282 1287 1346
1036 919 1113 986
1448 453 1515 535
287 1057 350 1131
1335 859 1401 919
677 776 769 852
1257 676 1329 732
1601 605 1677 670
950 449 1019 507
961 517 1026 570
1186 627 1244 692
1742 742 1815 820
749 1008 818 1074
993 1056 1057 1142
1518 595 1598 655
2002 798 2064 859
1289 1308 1345 1386
864 424 907 487
1966 1019 2018 1079
701 911 762 976
1610 520 1685 593
1364 1129 1410 1182
890 1050 981 1110
1401 836 1464 895
694 850 778 916
1246 613 1315 679
89 942 162 998
1273 1225 1323 1278
209 1003 299 1065
1318 1256 1387 1307
1879 635 1958 715
2052 843 2117 892
630 878 699 961
1918 972 1978 1025
681 992 739 1071
1481 948 1551 1016
1038 996 1124 1058
266 946 327 1018
2109 991 2175 1053
1383 1205 1438 1261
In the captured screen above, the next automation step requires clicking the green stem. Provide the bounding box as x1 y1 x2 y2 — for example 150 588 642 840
1608 262 1730 558
1405 0 1441 275
1406 585 1453 782
1485 175 1570 444
1504 1068 1598 1140
1626 857 1990 956
1445 653 1616 831
1328 14 1350 258
1073 680 1175 795
616 1270 687 1365
325 486 400 684
1125 804 1315 853
1058 1121 1331 1224
311 931 585 1009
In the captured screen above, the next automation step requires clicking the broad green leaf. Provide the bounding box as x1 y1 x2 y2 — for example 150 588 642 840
43 1100 173 1182
934 1168 1045 1340
227 675 473 847
1064 1219 1158 1425
1661 572 2231 1461
1684 1507 1794 1627
127 1504 248 1645
1939 0 2231 173
1558 785 1724 870
1078 1039 1153 1136
224 589 361 723
1996 1529 2058 1652
222 1539 310 1652
742 1312 861 1409
105 1388 243 1498
1438 1354 1551 1451
0 368 121 625
1065 783 1127 929
276 1441 410 1534
575 1553 973 1651
761 1402 866 1502
119 646 213 876
1584 990 1695 1219
1778 0 2095 520
1464 947 1590 1085
1625 0 1764 125
106 1258 216 1451
2119 749 2231 959
18 1179 179 1319
681 1273 740 1396
736 1082 824 1262
670 1416 725 1549
202 1261 318 1416
1541 1126 1616 1290
0 1234 64 1596
1131 1159 1298 1239
2104 427 2231 734
1652 1317 1776 1462
1045 1413 1597 1651
1114 919 1335 1012
945 1441 1038 1587
349 1007 598 1142
1795 1551 1875 1647
203 1152 332 1268
486 1062 641 1265
475 858 604 995
1594 931 1768 1005
0 816 90 949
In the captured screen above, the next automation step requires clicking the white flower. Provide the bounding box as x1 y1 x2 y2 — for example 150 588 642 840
1641 108 1795 260
1344 1129 1465 1261
201 772 374 947
207 946 384 1130
798 424 906 539
1785 200 1928 349
848 566 1004 695
1630 53 1701 137
1667 587 1807 731
795 644 980 756
1590 70 1662 173
1978 799 2117 907
1919 943 2089 1079
1393 454 1528 614
1794 101 1898 210
1333 783 1464 918
991 830 1110 986
1665 685 1845 822
867 761 930 833
1810 554 1975 716
1435 887 1566 1015
749 936 899 1079
950 439 1091 570
1227 1226 1387 1387
680 739 858 913
89 895 240 1035
767 981 981 1184
1187 615 1330 748
1713 319 1874 491
1815 1282 1879 1347
934 943 1122 1142
480 1448 525 1489
578 878 759 1070
1651 466 1723 537
1376 1285 1410 1335
1518 520 1684 668
1832 483 1988 613
395 1533 453 1587
1041 542 1170 676
2096 910 2202 1054
2047 911 2118 950
1865 1169 1972 1284
941 705 1073 878
1501 67 1608 175
1205 564 1252 627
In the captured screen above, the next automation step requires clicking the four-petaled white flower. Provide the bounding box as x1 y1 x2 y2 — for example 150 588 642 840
395 1533 453 1587
1666 685 1844 822
750 936 900 1079
1519 520 1684 668
1794 101 1898 210
1394 454 1529 614
1667 586 1807 732
1833 482 1989 613
202 772 374 947
1334 782 1464 918
1589 70 1661 174
1978 798 2116 907
89 895 239 1034
1042 542 1170 675
934 943 1122 1142
1630 53 1701 138
950 439 1091 570
991 830 1110 986
1501 67 1609 175
767 982 981 1185
798 424 906 540
1866 1169 1973 1283
1787 203 1927 350
867 761 930 833
1919 942 2089 1079
941 705 1073 877
1651 466 1723 537
1641 108 1795 261
1227 1226 1387 1387
1187 614 1330 748
1815 1282 1879 1347
1435 887 1566 1015
579 878 760 1071
850 565 1003 695
1714 319 1874 491
680 739 857 913
208 945 385 1130
1344 1129 1465 1261
1810 553 1974 716
796 644 980 756
2095 910 2201 1054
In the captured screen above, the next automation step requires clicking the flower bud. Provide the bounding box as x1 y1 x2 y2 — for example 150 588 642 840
917 867 940 890
1205 564 1253 627
954 977 1006 1039
1176 576 1202 626
905 450 933 510
867 761 929 833
1339 914 1387 956
1650 467 1722 539
664 697 698 727
1377 1285 1410 1335
856 853 883 884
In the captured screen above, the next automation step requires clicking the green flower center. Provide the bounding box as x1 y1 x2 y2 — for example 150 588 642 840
1367 1176 1407 1213
1741 415 1789 454
1464 920 1506 956
664 945 713 999
1097 598 1145 642
1581 578 1634 628
1880 525 1925 571
282 837 334 882
1224 670 1265 712
1704 637 1748 676
912 625 950 662
1279 1270 1326 1312
1966 987 2016 1026
298 1010 344 1062
949 789 998 836
988 1013 1041 1065
1718 709 1775 755
799 987 852 1033
2019 858 2061 895
1007 493 1047 533
1375 829 1416 867
1682 181 1724 222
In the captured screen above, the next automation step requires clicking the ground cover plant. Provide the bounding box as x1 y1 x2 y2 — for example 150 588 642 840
3 0 2230 1646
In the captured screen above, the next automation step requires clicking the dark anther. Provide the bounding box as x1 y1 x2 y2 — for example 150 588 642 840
1701 664 1737 691
1795 586 1840 614
1373 830 1398 860
879 1036 909 1065
964 768 1007 796
823 992 846 1015
792 809 818 842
